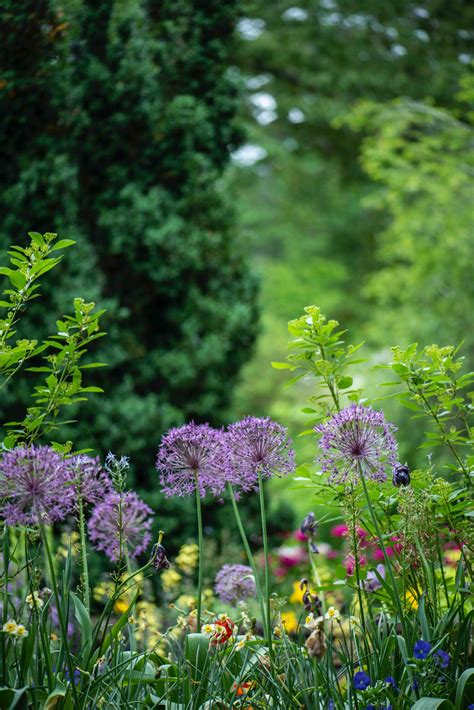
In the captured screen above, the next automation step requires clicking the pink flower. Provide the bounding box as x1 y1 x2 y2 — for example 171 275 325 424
274 567 287 578
294 530 307 541
331 524 349 538
373 547 394 561
344 554 367 575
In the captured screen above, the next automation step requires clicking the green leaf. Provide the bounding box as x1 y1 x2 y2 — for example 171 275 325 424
337 376 353 389
71 592 93 658
411 699 454 710
50 239 76 251
0 686 28 709
271 361 293 369
455 668 474 710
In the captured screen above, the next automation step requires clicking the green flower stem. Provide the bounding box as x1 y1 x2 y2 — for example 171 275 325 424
40 525 79 707
77 495 90 613
195 475 204 630
2 527 9 684
258 471 273 659
228 483 267 634
357 466 410 642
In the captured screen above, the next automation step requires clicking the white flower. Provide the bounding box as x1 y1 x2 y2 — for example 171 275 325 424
324 606 340 621
235 639 246 651
15 624 28 638
202 623 216 637
2 620 18 635
304 613 324 629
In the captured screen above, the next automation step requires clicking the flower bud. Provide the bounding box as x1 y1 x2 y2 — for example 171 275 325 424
392 463 410 487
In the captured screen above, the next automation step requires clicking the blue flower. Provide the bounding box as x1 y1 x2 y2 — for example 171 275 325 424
353 671 371 690
327 701 335 710
413 639 432 660
365 705 376 710
384 676 398 691
434 650 450 669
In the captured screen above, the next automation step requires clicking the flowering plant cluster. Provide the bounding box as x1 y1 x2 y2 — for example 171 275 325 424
0 287 471 708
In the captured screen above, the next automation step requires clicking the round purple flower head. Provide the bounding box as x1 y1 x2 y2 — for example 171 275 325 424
226 416 295 492
67 455 112 506
214 564 256 606
315 404 398 484
88 491 153 562
156 422 228 498
0 446 74 526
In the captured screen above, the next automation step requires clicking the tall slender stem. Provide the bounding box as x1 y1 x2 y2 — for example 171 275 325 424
357 467 409 642
40 526 79 706
195 476 204 630
258 471 273 658
228 483 267 634
77 496 90 613
2 527 9 684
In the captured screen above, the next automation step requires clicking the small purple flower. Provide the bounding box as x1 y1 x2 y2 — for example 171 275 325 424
365 705 376 710
353 671 371 690
327 701 335 710
363 564 385 592
434 649 450 669
226 416 295 492
413 639 432 660
67 455 112 506
0 446 75 525
214 564 256 606
315 404 398 484
88 491 153 561
156 423 228 498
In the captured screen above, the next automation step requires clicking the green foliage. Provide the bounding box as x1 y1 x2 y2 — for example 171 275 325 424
0 232 105 451
0 0 258 499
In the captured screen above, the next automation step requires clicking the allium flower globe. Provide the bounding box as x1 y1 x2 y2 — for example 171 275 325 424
156 422 228 498
67 455 112 505
88 491 153 561
0 446 75 525
226 416 295 491
214 564 256 606
315 404 398 484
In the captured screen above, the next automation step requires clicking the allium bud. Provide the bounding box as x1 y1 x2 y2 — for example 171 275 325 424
392 463 410 487
151 543 170 571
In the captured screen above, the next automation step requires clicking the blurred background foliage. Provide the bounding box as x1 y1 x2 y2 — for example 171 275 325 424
0 0 472 539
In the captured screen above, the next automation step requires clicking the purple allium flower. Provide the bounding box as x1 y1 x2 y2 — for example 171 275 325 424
156 423 228 498
88 491 153 561
315 404 398 484
67 455 112 506
226 416 295 492
214 564 256 606
353 671 371 690
434 649 450 669
363 564 385 592
413 639 432 660
0 446 75 526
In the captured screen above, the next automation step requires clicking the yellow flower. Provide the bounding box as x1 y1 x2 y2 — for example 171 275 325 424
15 625 28 638
175 544 199 574
2 620 18 635
289 581 304 605
114 599 129 615
281 611 298 633
176 594 196 610
161 569 182 594
404 588 419 611
26 591 44 610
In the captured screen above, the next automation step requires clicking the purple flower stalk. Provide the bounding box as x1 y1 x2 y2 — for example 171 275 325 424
67 455 112 506
0 446 75 526
315 404 398 484
214 564 256 606
88 491 153 561
226 416 295 492
156 423 229 498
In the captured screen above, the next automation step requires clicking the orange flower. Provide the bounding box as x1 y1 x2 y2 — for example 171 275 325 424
232 681 254 696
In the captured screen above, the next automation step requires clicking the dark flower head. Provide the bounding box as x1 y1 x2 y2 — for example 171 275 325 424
315 404 398 484
226 416 295 491
0 446 75 526
301 511 318 537
353 671 371 690
214 564 256 606
156 423 228 498
434 649 450 669
413 639 432 660
67 455 112 506
88 491 153 562
392 463 410 487
150 542 170 571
